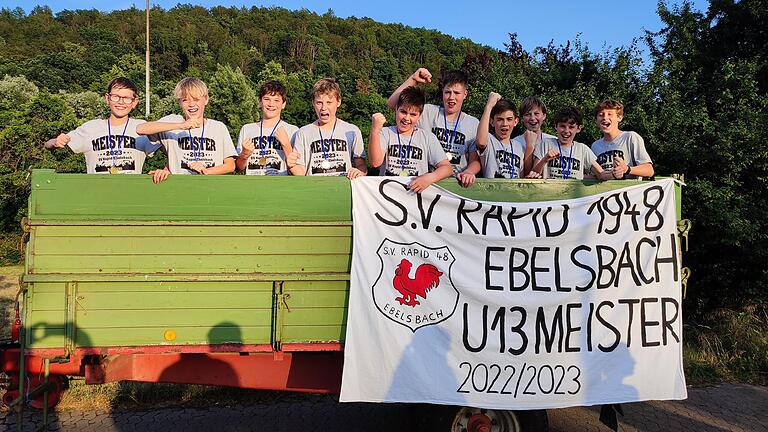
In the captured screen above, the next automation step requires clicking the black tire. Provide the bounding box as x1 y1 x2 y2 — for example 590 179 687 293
412 404 549 432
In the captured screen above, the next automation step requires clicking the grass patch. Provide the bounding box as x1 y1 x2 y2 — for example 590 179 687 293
0 265 22 340
0 233 23 266
58 379 318 412
683 305 768 385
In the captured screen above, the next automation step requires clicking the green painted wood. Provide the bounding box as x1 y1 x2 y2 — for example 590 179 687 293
34 235 352 255
29 170 352 222
23 273 351 283
282 325 347 341
33 225 351 237
279 281 349 343
77 326 269 347
28 327 66 348
31 254 350 274
73 281 273 293
27 291 65 310
76 309 273 328
75 292 272 310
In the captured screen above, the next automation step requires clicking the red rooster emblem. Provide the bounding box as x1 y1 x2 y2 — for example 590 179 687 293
392 258 442 307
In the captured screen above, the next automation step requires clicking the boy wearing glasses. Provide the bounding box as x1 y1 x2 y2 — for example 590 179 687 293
44 77 160 174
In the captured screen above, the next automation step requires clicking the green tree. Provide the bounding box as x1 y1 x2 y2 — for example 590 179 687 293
206 64 258 135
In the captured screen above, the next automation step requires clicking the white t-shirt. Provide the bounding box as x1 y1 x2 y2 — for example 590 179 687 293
416 103 479 174
376 126 447 176
149 114 237 175
591 131 652 179
236 120 299 176
512 131 557 152
66 118 160 174
293 119 366 176
479 134 527 179
534 137 598 180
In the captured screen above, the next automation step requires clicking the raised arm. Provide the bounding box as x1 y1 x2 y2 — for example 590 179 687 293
44 133 70 149
136 117 202 136
368 113 387 168
522 130 538 176
476 92 501 151
387 68 432 110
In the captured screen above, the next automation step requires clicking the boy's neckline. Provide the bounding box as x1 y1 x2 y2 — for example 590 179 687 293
602 130 623 142
316 118 339 129
260 117 282 128
396 126 416 136
441 106 463 122
107 115 130 126
494 134 513 144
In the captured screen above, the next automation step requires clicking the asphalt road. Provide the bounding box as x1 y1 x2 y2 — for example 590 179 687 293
2 384 766 431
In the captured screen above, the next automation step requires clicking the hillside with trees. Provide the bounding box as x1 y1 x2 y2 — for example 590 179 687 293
0 0 766 329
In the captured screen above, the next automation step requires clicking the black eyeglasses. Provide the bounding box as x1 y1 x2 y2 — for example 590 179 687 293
107 94 137 103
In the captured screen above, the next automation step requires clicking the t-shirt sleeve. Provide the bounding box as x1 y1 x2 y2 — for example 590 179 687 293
147 114 182 144
629 132 653 165
66 123 92 154
236 126 246 153
378 128 390 154
427 132 448 167
351 126 366 159
477 135 493 166
416 103 438 130
466 138 477 153
583 145 598 174
293 129 308 167
221 127 237 158
133 120 161 155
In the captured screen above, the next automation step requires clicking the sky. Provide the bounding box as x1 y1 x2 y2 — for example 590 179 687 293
2 0 710 55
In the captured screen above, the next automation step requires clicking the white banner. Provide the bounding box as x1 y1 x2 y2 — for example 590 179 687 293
340 178 687 409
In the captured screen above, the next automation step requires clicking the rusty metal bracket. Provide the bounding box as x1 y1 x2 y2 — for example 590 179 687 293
681 267 691 299
677 219 691 252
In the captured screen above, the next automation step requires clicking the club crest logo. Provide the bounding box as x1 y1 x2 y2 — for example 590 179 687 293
372 239 459 332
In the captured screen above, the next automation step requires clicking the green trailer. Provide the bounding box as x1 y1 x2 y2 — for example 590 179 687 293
1 170 688 431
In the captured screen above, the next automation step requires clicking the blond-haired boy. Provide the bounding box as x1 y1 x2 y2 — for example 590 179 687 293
137 77 237 182
288 78 366 178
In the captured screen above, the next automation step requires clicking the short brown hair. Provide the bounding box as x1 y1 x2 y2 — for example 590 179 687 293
397 86 425 113
520 96 547 117
260 80 287 101
312 78 341 101
553 106 583 126
595 99 624 117
107 77 138 97
491 99 517 119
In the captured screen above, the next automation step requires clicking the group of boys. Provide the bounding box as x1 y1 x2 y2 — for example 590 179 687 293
45 69 653 189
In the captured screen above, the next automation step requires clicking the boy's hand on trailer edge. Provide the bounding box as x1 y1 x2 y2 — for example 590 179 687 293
150 167 170 184
456 171 476 187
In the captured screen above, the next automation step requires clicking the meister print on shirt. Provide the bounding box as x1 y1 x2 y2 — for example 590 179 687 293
493 150 522 178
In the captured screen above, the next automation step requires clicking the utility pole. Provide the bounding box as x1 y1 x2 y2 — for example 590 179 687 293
145 0 150 116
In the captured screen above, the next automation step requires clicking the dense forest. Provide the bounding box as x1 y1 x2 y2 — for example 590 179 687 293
0 1 766 319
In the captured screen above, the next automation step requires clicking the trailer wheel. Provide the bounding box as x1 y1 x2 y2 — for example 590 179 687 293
28 374 68 409
416 405 549 432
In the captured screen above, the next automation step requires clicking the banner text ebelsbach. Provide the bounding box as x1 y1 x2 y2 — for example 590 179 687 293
340 178 687 409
